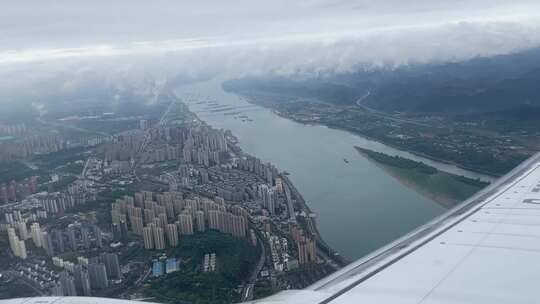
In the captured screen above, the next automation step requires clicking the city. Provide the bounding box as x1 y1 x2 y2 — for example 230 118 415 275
2 1 540 303
0 93 344 303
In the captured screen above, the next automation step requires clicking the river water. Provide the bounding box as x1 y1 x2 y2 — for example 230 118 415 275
175 79 493 260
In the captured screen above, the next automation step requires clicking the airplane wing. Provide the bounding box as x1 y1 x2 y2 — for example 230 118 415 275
4 153 540 304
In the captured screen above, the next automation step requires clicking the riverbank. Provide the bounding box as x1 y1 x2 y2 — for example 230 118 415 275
355 147 489 208
281 175 351 267
177 79 446 260
233 93 503 179
277 108 499 179
228 141 349 268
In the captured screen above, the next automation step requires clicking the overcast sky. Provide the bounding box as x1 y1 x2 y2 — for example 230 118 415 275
1 0 540 92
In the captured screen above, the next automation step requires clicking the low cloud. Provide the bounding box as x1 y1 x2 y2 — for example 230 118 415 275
1 1 540 95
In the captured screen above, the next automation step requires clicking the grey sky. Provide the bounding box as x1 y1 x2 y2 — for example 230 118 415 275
1 0 540 89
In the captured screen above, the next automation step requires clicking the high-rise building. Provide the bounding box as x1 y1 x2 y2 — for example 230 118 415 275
152 225 166 250
144 208 155 224
31 223 42 247
165 201 175 220
41 231 55 256
207 209 247 238
7 227 18 254
88 262 109 289
80 269 92 296
77 256 89 267
143 226 154 249
16 221 28 240
131 215 144 236
112 223 122 242
297 235 317 265
165 223 179 247
165 258 178 274
120 220 129 240
51 283 64 296
158 213 168 229
4 212 13 224
53 229 65 253
59 271 77 296
17 239 27 259
139 119 148 131
258 185 276 215
208 210 221 231
100 253 121 280
231 215 247 238
250 229 258 247
7 227 26 259
179 213 194 235
94 226 103 248
196 210 205 232
73 265 86 296
67 227 77 251
81 227 90 249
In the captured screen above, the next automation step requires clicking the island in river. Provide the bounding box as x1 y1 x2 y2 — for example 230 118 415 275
355 147 489 208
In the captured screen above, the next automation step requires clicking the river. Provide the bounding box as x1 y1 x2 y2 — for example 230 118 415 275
174 78 493 260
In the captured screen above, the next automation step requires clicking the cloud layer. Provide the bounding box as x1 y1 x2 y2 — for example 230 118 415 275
1 0 540 94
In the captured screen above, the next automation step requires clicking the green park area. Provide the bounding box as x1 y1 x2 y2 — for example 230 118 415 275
145 231 260 304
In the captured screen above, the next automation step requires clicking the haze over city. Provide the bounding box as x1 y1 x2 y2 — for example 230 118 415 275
2 1 540 304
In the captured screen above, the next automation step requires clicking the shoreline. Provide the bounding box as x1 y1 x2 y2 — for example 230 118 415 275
195 107 349 268
283 112 499 179
184 81 486 264
233 92 499 180
228 141 350 267
281 175 351 266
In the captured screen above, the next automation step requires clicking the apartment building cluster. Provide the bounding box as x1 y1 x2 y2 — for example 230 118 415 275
35 184 97 216
0 133 109 162
0 123 27 136
103 125 228 166
111 191 249 251
50 252 121 296
5 220 104 260
290 225 318 265
202 253 216 273
0 176 38 204
102 131 145 162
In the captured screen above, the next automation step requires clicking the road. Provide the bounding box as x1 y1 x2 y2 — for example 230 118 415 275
135 268 152 286
137 98 176 159
354 90 432 127
316 247 341 271
81 157 94 179
241 232 266 302
354 90 371 107
163 172 179 191
6 270 46 296
132 98 177 181
158 98 177 126
283 181 297 223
